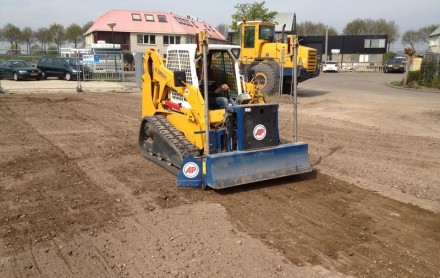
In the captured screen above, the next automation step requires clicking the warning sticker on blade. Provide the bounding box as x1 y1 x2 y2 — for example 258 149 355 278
253 124 267 141
183 162 199 178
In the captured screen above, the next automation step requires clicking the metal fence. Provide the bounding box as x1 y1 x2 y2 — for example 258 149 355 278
84 52 125 81
423 52 440 77
0 49 129 82
338 64 385 72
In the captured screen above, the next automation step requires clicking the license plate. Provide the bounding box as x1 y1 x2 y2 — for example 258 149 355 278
31 73 38 76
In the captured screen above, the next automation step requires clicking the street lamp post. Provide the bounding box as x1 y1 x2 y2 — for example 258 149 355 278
107 22 118 76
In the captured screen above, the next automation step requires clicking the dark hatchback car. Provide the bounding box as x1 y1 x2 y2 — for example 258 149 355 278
384 58 406 73
0 60 43 81
37 57 93 81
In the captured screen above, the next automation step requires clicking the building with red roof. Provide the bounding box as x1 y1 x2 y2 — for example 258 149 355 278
84 10 226 56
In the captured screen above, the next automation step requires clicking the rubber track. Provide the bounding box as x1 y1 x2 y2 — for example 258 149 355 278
139 115 201 175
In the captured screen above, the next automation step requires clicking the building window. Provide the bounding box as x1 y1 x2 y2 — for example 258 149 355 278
164 35 181 45
145 14 154 22
132 13 142 21
175 17 194 27
187 36 196 44
158 15 167 23
137 34 156 44
359 54 369 62
364 39 386 48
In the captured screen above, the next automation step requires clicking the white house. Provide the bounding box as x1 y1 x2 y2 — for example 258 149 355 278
428 26 440 53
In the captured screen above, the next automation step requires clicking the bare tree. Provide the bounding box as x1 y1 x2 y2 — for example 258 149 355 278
401 29 419 50
82 21 94 34
343 18 375 35
48 23 65 50
34 27 51 53
216 23 230 39
375 19 399 51
418 24 439 44
297 21 337 36
21 27 34 55
343 18 399 51
401 24 439 52
1 23 22 53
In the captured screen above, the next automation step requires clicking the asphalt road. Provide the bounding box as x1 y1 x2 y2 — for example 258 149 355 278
294 72 440 138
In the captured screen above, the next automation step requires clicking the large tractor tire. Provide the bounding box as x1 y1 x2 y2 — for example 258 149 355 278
252 63 278 95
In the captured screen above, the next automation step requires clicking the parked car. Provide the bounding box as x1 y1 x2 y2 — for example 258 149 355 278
0 60 43 81
322 61 339 72
384 58 406 73
37 57 93 81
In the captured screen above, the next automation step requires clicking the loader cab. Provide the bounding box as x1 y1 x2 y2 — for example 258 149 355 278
165 44 246 116
238 21 276 62
196 49 240 99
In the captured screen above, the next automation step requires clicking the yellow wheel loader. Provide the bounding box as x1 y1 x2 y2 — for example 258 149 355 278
237 21 319 95
139 31 311 189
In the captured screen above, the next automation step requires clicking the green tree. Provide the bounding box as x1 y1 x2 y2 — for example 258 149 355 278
1 23 22 53
383 51 396 63
65 23 83 48
297 21 337 36
123 51 134 64
21 26 34 55
48 23 65 50
231 1 277 31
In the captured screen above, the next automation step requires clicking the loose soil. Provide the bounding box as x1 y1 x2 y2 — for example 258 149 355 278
0 73 439 277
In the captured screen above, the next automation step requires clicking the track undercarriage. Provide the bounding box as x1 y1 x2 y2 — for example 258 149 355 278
138 115 201 175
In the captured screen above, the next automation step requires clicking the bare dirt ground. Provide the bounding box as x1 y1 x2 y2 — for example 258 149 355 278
0 73 439 277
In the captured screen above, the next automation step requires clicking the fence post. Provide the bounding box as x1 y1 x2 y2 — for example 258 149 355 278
0 78 5 94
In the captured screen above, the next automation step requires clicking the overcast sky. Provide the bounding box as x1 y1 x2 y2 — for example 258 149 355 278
1 0 439 49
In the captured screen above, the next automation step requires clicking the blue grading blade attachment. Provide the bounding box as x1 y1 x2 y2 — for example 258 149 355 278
205 142 311 189
176 143 312 189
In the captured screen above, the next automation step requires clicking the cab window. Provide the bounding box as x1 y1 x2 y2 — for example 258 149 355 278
243 26 255 48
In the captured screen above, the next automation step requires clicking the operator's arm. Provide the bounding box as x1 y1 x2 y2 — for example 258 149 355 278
214 84 229 94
